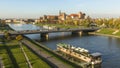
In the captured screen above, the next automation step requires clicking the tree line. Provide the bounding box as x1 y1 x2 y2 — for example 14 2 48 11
93 18 120 29
38 17 120 29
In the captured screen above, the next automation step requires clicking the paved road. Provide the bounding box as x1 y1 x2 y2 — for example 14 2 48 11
21 39 72 68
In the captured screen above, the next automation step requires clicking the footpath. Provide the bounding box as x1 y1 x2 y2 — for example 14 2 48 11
21 39 72 68
0 57 4 68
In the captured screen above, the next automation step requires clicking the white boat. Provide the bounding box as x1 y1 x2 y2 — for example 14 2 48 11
57 43 102 65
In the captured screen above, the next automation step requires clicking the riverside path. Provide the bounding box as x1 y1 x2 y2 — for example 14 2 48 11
21 39 74 68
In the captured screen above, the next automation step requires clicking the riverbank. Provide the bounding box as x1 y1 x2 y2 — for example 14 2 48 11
90 32 120 38
22 37 79 68
91 28 120 38
7 23 81 68
36 23 120 38
8 23 120 68
24 36 82 68
0 24 51 68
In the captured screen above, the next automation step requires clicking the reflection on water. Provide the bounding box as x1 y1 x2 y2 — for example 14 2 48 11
9 23 120 68
9 24 41 31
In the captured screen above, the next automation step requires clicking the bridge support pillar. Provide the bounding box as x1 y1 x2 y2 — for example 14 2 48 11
72 31 82 36
41 33 49 41
82 32 88 36
72 31 88 36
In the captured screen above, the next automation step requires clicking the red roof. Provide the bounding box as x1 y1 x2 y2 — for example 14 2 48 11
70 14 78 17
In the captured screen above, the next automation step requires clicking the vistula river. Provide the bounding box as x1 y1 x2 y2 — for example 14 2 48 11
9 24 120 68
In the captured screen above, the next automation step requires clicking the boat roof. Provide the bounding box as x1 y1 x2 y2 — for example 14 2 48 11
91 52 101 57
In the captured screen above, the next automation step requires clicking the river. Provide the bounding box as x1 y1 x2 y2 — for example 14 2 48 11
9 23 120 68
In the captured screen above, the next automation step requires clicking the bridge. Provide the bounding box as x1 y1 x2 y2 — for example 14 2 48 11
0 28 99 40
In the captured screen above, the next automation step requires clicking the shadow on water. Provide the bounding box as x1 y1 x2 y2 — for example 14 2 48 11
39 34 75 42
39 33 94 42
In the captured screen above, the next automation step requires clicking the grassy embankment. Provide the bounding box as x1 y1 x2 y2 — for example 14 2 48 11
0 25 13 68
1 23 84 68
4 23 77 68
36 23 120 37
24 37 81 68
0 25 51 68
0 40 13 68
96 28 120 37
0 39 51 68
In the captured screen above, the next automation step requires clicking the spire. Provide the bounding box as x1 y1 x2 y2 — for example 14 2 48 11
59 10 61 15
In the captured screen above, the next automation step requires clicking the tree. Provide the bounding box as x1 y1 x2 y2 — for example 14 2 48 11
16 35 23 41
73 20 78 26
4 30 11 40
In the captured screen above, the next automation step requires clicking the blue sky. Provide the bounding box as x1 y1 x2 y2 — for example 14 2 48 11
0 0 120 18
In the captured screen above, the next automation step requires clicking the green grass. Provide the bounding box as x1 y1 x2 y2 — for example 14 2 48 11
5 40 28 68
0 40 13 68
22 44 51 68
25 38 78 68
97 28 114 34
96 28 120 37
0 24 15 68
32 45 74 68
0 23 51 68
0 39 51 68
114 32 120 36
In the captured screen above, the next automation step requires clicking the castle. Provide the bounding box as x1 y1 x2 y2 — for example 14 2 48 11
41 11 86 21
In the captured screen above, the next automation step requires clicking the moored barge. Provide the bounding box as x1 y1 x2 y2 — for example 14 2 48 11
57 43 102 68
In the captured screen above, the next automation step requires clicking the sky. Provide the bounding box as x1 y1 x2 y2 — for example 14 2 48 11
0 0 120 18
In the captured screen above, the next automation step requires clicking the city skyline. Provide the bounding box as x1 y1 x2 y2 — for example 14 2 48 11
0 0 120 18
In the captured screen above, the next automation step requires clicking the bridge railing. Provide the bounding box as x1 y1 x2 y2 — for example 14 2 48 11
6 27 100 34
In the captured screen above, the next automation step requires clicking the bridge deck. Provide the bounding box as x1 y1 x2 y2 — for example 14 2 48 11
9 28 99 35
0 28 99 36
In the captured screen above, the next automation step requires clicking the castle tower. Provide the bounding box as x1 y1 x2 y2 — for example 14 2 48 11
78 12 82 19
78 12 86 19
59 10 66 20
59 10 61 15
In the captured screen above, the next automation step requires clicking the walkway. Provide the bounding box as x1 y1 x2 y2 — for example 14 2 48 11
19 43 32 68
0 57 4 68
21 39 72 68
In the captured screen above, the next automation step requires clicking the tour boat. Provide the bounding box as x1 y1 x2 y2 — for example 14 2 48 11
57 43 102 65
